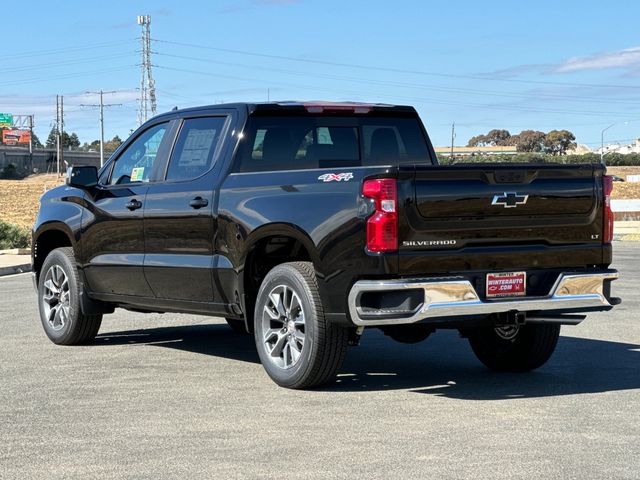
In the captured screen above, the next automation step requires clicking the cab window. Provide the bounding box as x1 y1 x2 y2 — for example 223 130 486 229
109 123 168 185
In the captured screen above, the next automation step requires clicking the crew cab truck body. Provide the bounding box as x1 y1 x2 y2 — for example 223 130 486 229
32 102 619 389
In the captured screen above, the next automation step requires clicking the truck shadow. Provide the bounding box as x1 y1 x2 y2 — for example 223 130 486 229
95 323 260 364
95 325 640 400
333 330 640 399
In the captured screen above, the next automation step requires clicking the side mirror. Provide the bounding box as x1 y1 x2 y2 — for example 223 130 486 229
66 165 98 189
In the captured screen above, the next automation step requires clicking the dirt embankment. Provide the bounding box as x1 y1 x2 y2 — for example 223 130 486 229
1 168 639 229
0 174 63 229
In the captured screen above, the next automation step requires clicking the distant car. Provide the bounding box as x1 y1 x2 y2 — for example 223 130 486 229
611 175 625 182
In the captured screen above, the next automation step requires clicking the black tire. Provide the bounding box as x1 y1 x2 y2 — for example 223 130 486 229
225 317 248 334
467 323 561 372
254 261 348 389
37 247 102 345
382 324 433 344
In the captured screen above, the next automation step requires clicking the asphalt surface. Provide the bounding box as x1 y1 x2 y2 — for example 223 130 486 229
1 245 639 480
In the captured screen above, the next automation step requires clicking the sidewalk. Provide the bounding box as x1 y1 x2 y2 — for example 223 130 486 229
0 253 31 277
614 221 640 241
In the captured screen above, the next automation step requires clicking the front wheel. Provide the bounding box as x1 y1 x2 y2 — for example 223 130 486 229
254 262 348 389
467 323 560 372
37 247 102 345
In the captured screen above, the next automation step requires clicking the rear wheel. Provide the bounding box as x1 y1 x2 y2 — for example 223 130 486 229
467 323 560 372
254 261 348 389
37 247 102 345
382 324 433 344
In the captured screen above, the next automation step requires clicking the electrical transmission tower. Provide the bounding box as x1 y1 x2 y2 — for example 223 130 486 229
137 15 156 126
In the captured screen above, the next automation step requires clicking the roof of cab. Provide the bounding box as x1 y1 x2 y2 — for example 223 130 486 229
153 101 417 120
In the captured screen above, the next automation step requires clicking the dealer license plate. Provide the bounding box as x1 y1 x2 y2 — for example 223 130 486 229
486 271 526 298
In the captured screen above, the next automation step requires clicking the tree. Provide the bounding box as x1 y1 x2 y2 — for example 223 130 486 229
486 129 512 146
45 127 57 148
543 130 576 156
104 135 123 153
467 134 489 147
31 132 43 149
467 129 512 147
67 133 80 149
511 130 546 152
80 140 101 152
44 127 81 150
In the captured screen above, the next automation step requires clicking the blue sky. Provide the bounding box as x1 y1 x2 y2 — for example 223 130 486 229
2 0 640 148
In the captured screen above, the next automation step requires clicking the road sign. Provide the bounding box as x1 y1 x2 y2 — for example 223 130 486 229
0 113 12 128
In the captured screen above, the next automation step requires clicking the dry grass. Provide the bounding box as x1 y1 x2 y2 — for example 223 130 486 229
606 167 640 200
1 168 640 229
0 174 64 229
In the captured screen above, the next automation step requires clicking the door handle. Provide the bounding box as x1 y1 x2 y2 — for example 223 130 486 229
126 199 143 211
189 197 209 209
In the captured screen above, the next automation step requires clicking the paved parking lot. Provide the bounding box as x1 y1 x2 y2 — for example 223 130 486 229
1 245 638 479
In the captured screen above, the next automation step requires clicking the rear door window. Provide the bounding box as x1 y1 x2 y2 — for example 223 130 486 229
166 116 228 181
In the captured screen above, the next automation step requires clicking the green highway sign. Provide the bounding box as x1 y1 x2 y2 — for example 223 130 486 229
0 113 12 128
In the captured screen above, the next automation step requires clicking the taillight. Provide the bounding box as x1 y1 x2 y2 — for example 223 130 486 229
362 178 397 252
603 175 614 243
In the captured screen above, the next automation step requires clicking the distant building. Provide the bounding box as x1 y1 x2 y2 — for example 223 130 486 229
596 139 640 155
434 145 518 156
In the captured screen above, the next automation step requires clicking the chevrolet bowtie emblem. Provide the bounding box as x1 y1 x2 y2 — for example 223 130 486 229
491 192 529 208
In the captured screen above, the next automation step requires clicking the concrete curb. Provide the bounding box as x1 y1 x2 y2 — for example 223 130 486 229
614 234 640 242
0 248 31 255
0 263 32 277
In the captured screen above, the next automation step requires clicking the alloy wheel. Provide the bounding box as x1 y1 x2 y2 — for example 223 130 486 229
261 284 306 369
42 265 70 332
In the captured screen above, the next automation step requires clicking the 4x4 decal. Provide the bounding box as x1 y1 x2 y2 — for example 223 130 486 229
317 173 354 182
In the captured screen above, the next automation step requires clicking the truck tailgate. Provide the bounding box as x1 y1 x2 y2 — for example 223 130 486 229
397 163 607 274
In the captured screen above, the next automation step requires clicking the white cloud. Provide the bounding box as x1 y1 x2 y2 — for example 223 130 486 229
554 46 640 73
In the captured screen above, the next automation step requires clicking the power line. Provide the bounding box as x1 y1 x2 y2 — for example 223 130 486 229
81 91 124 167
153 51 640 106
154 64 640 118
0 66 135 88
0 53 137 75
0 40 134 61
153 38 640 91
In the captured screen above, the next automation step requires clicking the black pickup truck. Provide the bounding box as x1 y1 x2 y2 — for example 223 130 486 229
32 102 619 389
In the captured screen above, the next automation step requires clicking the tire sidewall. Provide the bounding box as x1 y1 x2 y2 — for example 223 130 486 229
468 324 560 371
254 265 318 387
38 249 80 343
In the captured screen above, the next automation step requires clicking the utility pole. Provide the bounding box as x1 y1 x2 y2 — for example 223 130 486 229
28 115 33 155
137 15 156 125
81 90 122 167
60 95 64 173
55 95 60 175
28 115 33 172
450 122 456 158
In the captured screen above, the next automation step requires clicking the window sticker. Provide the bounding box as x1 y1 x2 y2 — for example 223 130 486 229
130 167 145 182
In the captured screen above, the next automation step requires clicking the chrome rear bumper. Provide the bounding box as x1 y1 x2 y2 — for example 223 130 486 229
347 271 618 327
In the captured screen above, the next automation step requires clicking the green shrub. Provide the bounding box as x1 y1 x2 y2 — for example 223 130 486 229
0 220 30 250
1 163 18 179
437 152 640 165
